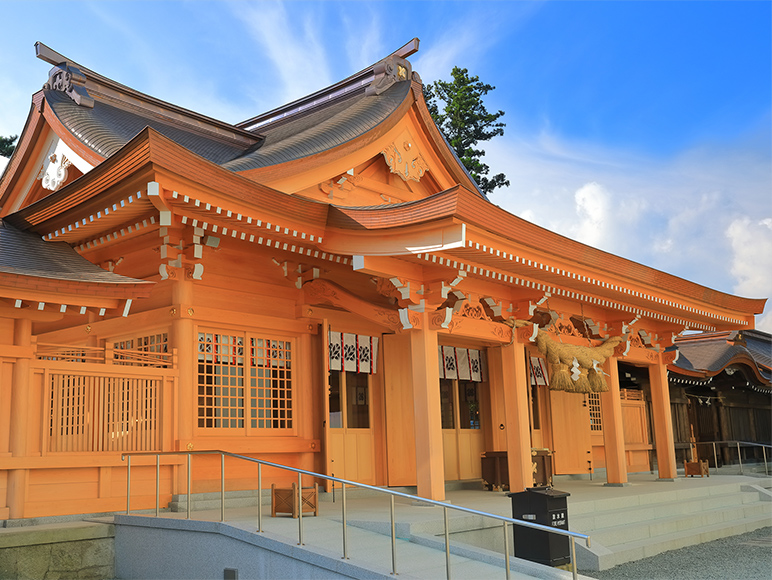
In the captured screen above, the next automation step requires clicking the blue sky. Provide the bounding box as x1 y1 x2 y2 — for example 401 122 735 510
1 1 770 330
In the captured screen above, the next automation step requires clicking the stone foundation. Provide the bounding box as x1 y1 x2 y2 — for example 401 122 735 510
0 521 114 580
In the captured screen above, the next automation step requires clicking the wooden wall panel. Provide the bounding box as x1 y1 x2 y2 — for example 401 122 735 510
382 333 417 486
549 391 592 475
0 361 12 454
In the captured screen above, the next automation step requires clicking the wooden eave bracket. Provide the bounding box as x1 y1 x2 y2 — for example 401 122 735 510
274 260 320 289
158 223 206 281
302 278 404 331
0 295 131 320
147 181 172 226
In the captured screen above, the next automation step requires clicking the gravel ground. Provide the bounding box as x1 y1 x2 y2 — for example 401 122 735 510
580 527 772 580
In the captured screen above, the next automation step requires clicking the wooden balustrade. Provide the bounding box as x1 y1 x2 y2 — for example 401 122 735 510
32 353 178 454
36 342 176 368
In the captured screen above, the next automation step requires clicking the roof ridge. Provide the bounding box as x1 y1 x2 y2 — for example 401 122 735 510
34 41 259 143
236 38 420 132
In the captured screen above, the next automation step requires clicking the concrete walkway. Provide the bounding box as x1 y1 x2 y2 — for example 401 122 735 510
113 471 771 579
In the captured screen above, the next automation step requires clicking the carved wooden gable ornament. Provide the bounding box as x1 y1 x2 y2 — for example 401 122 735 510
381 129 429 183
44 63 94 108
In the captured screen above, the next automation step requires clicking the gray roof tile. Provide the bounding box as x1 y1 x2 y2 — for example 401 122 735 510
47 90 247 165
0 219 148 285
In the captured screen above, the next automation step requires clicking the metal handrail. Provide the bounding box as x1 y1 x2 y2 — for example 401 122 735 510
689 440 770 476
122 450 591 580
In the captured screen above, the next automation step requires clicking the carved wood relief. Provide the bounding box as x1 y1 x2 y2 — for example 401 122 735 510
381 130 428 183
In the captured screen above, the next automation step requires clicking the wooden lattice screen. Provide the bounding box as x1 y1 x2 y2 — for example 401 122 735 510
48 373 160 452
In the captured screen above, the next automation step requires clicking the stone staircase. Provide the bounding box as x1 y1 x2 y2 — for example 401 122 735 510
571 479 772 571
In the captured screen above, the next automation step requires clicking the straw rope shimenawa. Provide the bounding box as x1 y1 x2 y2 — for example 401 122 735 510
503 319 628 393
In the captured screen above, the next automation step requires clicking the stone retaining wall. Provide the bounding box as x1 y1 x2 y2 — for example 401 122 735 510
0 521 114 580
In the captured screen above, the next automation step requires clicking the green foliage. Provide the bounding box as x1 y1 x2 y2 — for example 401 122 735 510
423 67 509 195
0 134 18 158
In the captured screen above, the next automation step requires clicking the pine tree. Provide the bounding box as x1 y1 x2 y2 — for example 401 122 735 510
423 68 509 195
0 135 18 158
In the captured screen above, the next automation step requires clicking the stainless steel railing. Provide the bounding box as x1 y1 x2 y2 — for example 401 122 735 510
122 450 591 580
688 440 771 476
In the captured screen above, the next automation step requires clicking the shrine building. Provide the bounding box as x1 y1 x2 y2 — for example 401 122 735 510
0 40 766 520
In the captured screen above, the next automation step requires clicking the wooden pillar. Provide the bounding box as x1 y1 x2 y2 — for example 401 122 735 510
8 318 32 519
409 312 445 501
649 360 677 480
600 357 629 485
489 341 533 493
172 279 195 446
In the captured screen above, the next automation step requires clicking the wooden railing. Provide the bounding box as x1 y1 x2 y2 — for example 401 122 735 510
33 351 177 454
37 343 175 368
47 373 162 453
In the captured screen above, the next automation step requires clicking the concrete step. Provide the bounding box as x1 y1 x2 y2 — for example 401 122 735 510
568 480 749 517
570 487 761 533
588 500 771 547
577 511 772 571
572 481 772 571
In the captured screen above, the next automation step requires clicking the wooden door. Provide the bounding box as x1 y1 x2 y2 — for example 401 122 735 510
621 389 651 472
440 379 484 480
327 370 375 484
382 334 416 486
549 390 593 475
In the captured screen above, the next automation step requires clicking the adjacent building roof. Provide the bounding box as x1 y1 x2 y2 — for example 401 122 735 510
0 218 150 286
671 330 772 390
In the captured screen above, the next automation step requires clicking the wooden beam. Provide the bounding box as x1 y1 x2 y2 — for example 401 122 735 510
352 255 424 280
302 278 402 331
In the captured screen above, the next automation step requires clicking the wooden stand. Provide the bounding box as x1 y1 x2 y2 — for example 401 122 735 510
684 425 709 477
481 451 509 491
532 448 554 487
684 460 709 477
481 449 553 491
271 482 319 518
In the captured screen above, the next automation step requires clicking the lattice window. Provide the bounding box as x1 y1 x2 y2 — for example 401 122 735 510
136 333 169 353
589 392 602 431
621 388 644 401
197 332 245 429
50 375 88 438
48 374 159 452
114 332 169 366
250 337 293 429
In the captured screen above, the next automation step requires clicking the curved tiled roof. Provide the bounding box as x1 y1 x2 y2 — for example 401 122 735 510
0 219 149 285
46 90 247 165
221 81 411 171
45 77 411 175
673 331 772 386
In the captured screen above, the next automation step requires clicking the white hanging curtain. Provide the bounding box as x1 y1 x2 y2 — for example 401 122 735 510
438 346 486 382
328 331 379 374
530 356 549 386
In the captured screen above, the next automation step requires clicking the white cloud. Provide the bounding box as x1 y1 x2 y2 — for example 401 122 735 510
755 310 772 334
726 217 772 297
233 1 332 107
725 216 772 332
486 127 771 306
571 182 610 248
342 9 384 72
